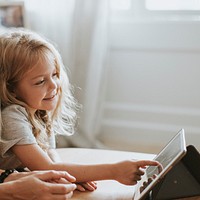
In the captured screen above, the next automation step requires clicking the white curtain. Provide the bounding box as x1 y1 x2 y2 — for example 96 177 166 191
23 0 109 148
24 0 75 67
68 0 109 147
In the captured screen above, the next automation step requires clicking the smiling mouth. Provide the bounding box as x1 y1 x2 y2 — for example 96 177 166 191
43 94 57 101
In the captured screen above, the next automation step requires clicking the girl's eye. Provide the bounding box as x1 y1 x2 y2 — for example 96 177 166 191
53 72 58 77
35 80 45 85
52 73 59 79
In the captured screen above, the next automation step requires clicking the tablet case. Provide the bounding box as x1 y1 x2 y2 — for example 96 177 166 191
145 145 200 200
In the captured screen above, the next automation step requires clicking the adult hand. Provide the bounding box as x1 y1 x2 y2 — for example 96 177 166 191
7 170 77 200
50 174 97 192
4 170 75 183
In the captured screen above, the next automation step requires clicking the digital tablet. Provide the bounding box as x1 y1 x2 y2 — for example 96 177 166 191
133 129 187 200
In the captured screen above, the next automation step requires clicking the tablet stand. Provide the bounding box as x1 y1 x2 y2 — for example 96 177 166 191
145 145 200 200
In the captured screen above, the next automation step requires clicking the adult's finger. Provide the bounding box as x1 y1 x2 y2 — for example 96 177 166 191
54 177 71 184
48 183 77 194
48 192 74 200
37 171 76 182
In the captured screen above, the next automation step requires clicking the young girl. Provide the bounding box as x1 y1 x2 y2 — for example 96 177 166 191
0 29 159 191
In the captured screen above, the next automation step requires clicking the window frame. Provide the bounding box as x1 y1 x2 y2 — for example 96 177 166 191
109 0 200 22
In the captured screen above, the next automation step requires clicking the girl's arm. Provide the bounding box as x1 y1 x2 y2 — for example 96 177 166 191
12 144 159 185
12 144 114 182
48 148 63 162
48 148 98 191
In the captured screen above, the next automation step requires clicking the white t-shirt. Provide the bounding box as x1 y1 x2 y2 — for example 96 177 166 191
0 104 56 169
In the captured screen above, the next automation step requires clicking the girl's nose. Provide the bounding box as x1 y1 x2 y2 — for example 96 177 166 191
49 78 57 90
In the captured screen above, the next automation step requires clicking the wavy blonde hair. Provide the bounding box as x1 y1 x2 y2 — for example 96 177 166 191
0 29 78 150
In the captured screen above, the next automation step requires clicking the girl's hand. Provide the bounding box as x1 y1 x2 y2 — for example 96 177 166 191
112 160 160 185
76 181 97 192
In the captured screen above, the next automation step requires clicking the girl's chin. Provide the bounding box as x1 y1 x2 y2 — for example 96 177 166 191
42 99 58 110
27 104 57 114
37 104 57 112
44 105 57 111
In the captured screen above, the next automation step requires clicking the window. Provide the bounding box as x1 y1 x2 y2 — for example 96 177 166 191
109 0 200 21
110 0 131 10
146 0 200 11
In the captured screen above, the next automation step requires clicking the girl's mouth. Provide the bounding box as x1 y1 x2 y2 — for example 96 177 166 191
43 94 57 101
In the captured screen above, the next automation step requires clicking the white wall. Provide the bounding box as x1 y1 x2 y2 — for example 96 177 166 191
18 0 200 153
98 20 200 153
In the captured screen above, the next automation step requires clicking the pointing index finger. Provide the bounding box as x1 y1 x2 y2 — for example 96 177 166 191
136 160 160 167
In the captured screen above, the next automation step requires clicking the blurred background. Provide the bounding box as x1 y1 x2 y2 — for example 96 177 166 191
1 0 200 154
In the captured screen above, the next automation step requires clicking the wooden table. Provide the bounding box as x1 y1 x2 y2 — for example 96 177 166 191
56 148 200 200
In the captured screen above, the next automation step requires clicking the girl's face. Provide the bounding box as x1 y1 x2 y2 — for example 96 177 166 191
14 58 60 114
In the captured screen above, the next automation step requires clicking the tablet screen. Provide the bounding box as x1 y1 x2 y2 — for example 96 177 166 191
134 129 186 200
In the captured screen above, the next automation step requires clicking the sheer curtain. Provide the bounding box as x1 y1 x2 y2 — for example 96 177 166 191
24 0 75 67
24 0 109 148
68 0 109 147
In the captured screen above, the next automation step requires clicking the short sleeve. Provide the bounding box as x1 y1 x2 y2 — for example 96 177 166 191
0 105 37 158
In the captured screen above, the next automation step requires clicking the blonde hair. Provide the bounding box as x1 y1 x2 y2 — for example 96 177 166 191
0 29 78 149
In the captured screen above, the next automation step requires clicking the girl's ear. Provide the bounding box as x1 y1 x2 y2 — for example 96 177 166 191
11 91 17 97
7 83 17 97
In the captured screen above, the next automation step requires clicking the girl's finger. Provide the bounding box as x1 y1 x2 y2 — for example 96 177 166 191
81 182 97 191
76 184 86 192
